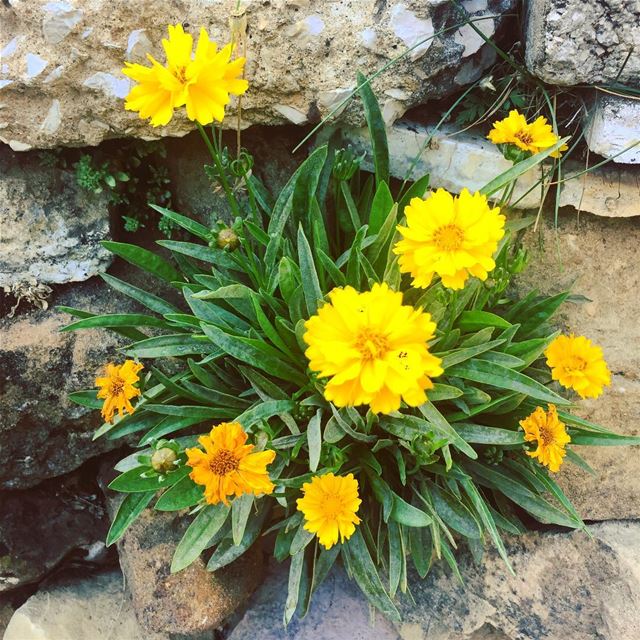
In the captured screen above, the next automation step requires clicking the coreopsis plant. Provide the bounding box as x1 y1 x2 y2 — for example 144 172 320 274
64 25 639 624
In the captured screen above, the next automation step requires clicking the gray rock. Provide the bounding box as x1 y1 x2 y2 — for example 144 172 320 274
1 0 514 149
516 211 640 521
584 94 640 164
227 562 401 640
0 144 112 288
2 570 165 640
394 521 640 640
0 278 133 489
108 499 264 636
525 0 640 87
0 470 109 593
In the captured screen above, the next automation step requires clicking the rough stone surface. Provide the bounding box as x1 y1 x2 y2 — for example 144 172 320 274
584 94 640 164
227 563 401 640
517 211 640 520
558 160 640 217
0 469 109 593
0 144 112 287
0 278 134 489
2 570 164 640
109 499 264 636
0 0 513 149
344 122 543 209
525 0 640 87
395 521 640 640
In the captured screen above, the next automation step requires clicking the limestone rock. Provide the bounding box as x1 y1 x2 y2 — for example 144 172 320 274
2 570 164 640
227 563 401 640
525 0 640 87
0 0 514 149
0 144 112 288
110 501 264 635
584 94 640 164
343 122 543 210
0 469 109 593
517 212 640 520
0 279 133 489
395 521 640 640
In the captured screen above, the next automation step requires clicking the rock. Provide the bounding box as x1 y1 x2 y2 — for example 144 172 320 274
0 144 112 288
343 122 543 210
110 501 264 635
0 469 109 593
516 211 640 520
2 570 166 640
1 0 514 149
0 278 134 489
394 521 640 640
584 94 640 164
227 562 401 640
525 0 640 87
557 161 640 218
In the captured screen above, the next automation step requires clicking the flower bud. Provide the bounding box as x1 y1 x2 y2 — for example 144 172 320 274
333 147 364 181
216 227 240 251
151 448 178 474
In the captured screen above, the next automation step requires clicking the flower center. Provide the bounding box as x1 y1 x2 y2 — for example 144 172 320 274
515 130 533 145
109 377 125 397
433 224 464 251
355 329 389 361
564 356 588 373
321 495 344 520
209 449 239 476
538 424 555 445
175 66 187 83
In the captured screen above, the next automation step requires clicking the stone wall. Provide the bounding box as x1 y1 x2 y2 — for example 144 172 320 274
2 0 640 638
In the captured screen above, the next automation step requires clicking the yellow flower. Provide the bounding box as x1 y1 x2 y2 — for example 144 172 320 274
488 109 567 158
296 473 361 549
544 334 611 399
520 404 571 472
303 283 443 414
95 360 144 423
393 188 505 290
185 422 275 506
122 24 248 127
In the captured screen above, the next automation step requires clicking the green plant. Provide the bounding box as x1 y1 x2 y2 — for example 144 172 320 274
63 80 637 624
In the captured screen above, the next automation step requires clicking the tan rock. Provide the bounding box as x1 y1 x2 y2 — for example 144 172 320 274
517 211 640 520
0 0 514 149
113 504 264 635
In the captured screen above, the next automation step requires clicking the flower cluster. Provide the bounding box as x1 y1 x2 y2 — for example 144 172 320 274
123 24 247 126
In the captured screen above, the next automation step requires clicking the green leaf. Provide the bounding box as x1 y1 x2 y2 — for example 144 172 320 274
428 483 482 539
100 273 180 315
290 523 315 556
369 181 394 234
397 174 430 215
390 493 432 528
235 400 296 429
201 323 306 385
297 225 323 317
284 548 307 625
569 431 640 446
157 239 239 270
418 403 478 459
388 521 403 597
438 338 506 369
307 409 322 472
453 423 525 445
125 334 222 358
171 503 230 573
106 491 155 546
61 313 169 331
207 501 270 571
343 528 400 621
479 138 569 196
340 181 362 231
357 71 389 187
143 405 235 419
102 241 182 284
108 465 190 493
317 249 346 287
138 415 205 446
427 384 464 401
447 359 570 406
68 390 103 409
149 204 212 240
232 494 254 546
457 311 511 333
155 475 204 511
